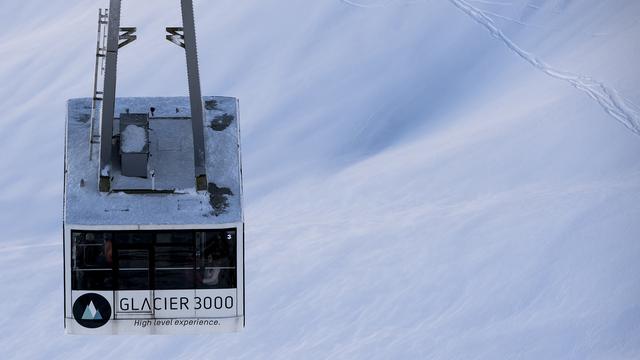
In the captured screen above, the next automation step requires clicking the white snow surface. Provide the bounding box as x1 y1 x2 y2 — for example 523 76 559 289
120 124 147 153
1 0 640 359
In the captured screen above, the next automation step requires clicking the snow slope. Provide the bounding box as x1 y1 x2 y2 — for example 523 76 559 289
1 0 639 358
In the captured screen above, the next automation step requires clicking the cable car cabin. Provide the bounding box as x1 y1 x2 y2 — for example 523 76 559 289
63 97 244 334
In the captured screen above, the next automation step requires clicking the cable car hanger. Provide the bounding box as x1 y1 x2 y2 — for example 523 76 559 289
98 0 208 192
65 0 245 335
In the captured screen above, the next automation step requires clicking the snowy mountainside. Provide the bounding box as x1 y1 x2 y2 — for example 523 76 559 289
1 0 640 358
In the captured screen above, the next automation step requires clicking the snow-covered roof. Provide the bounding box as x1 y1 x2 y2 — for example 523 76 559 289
64 97 243 226
120 124 148 153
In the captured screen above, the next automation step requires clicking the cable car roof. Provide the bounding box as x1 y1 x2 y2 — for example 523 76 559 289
64 96 243 226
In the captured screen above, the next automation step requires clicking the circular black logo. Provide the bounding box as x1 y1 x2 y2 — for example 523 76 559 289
72 293 112 328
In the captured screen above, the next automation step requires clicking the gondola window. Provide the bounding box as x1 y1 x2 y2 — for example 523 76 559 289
71 230 237 291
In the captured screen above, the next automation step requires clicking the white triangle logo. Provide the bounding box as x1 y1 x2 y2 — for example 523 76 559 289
82 301 102 320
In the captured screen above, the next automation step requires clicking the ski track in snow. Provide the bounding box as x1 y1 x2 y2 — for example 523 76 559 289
341 0 640 137
447 0 640 136
479 9 544 28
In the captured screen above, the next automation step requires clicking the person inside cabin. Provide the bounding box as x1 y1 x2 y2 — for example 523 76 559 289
199 232 233 288
202 253 221 286
104 238 113 265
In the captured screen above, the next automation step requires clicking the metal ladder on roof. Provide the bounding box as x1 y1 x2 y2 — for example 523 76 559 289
89 9 109 161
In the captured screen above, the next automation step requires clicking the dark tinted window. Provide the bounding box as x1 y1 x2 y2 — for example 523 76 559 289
155 232 195 289
197 229 237 289
117 248 149 268
198 269 236 289
155 269 195 290
72 270 114 290
73 232 113 269
71 229 237 290
114 232 152 246
72 231 113 290
203 230 236 267
155 232 194 268
115 248 150 290
117 270 150 290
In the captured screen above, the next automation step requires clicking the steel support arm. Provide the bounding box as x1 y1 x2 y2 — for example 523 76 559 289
181 0 208 190
99 0 122 192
